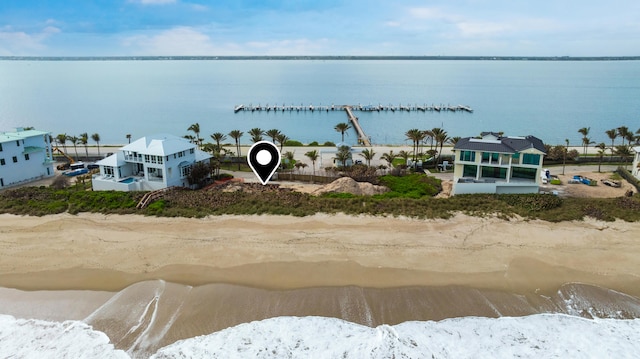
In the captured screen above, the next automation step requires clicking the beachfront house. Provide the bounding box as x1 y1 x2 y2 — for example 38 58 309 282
450 132 546 195
632 146 640 180
0 127 55 189
92 134 212 191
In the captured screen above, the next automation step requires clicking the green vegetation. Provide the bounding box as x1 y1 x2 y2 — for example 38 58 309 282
284 139 304 146
377 173 441 199
1 175 639 222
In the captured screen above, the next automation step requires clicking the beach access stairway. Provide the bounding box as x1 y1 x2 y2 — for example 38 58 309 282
136 186 178 209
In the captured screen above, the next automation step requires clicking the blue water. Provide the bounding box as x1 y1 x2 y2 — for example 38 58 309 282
1 60 638 146
119 177 135 184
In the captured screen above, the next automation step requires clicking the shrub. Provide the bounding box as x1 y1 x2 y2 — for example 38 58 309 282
322 141 336 147
550 178 562 185
284 139 304 146
378 173 442 198
308 141 319 146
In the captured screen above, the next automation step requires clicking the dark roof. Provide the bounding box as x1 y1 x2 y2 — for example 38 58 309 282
453 135 546 154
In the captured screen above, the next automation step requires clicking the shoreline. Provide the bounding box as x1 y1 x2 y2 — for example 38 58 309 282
1 212 640 296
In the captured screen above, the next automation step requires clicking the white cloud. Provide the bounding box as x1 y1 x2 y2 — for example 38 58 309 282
123 27 218 55
0 26 61 56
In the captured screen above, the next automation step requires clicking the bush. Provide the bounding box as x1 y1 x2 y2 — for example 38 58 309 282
322 141 336 147
308 141 319 146
550 178 562 185
377 173 442 198
284 139 304 146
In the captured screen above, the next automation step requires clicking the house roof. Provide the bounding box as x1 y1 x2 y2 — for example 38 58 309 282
122 134 195 156
0 128 49 143
453 135 546 154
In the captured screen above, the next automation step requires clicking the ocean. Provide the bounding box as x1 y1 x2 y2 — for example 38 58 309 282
2 280 640 358
1 59 639 146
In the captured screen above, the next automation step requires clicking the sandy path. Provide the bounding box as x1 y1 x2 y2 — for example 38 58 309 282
1 213 639 296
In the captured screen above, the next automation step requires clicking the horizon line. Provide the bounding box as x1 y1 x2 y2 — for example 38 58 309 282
2 55 640 61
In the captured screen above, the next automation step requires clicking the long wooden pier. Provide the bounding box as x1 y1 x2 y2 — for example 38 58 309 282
233 103 473 113
344 106 371 147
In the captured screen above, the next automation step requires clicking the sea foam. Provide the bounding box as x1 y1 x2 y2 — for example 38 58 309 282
152 314 640 359
2 314 639 358
0 314 128 359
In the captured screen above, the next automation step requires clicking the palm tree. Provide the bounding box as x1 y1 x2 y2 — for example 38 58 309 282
423 129 435 151
67 135 79 159
618 126 630 146
397 150 412 167
578 127 590 155
359 148 376 166
228 130 243 170
605 128 617 160
449 136 461 146
265 129 281 143
248 127 264 143
56 134 67 152
210 132 227 154
405 128 423 161
304 149 319 182
334 146 351 167
380 151 396 169
595 142 607 172
334 122 352 143
126 133 132 144
432 128 449 166
79 132 89 159
275 133 289 151
615 145 632 169
91 133 101 156
187 123 202 147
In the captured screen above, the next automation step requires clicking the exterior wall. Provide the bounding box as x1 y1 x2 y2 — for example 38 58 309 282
0 130 55 189
633 148 640 180
452 181 540 195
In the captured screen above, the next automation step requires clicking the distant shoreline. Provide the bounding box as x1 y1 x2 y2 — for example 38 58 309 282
2 55 640 61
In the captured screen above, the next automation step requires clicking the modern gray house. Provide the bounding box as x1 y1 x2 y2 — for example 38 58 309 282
451 132 546 195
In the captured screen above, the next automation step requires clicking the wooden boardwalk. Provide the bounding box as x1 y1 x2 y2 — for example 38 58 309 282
343 106 371 147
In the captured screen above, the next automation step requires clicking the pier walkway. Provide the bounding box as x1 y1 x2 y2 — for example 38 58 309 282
344 106 371 147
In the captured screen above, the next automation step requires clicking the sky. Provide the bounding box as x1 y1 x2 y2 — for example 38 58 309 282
1 0 639 57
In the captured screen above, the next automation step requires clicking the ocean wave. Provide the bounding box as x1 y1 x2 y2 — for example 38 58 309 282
151 314 640 358
3 314 639 358
0 314 128 359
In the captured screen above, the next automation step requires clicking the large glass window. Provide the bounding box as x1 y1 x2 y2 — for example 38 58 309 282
463 164 477 177
481 166 507 179
522 153 541 165
512 167 537 180
459 150 475 162
482 152 500 162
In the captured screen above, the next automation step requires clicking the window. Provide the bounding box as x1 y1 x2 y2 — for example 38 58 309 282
180 165 191 177
0 158 4 166
512 167 537 180
0 143 3 151
158 156 163 164
16 140 20 147
522 153 541 165
144 155 150 163
12 156 18 163
178 151 184 158
481 166 507 179
104 166 114 176
0 178 3 187
24 154 30 161
190 148 195 154
463 164 477 177
482 152 499 162
459 150 475 162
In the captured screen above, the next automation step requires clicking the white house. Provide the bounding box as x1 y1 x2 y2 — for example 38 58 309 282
632 146 640 180
92 134 212 191
451 132 546 195
0 128 55 189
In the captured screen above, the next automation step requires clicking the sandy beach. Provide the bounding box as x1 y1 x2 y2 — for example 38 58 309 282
1 212 639 294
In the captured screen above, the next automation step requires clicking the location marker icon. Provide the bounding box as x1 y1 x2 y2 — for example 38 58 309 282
247 141 281 185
